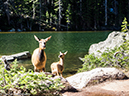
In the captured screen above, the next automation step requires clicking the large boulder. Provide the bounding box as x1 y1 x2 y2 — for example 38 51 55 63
66 68 127 89
89 31 129 57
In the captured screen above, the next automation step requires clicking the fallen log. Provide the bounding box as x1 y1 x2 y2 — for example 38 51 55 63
0 51 31 61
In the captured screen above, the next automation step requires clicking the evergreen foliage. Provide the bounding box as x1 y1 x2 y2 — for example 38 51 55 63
0 0 129 31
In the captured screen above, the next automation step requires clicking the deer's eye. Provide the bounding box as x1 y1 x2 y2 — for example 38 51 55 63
60 55 63 57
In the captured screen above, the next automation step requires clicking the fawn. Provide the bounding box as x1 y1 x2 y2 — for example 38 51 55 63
51 51 68 77
31 35 51 72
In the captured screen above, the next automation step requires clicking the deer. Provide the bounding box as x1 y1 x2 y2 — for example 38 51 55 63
51 51 68 77
31 35 51 72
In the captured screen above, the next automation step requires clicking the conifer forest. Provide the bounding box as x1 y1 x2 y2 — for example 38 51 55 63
0 0 129 31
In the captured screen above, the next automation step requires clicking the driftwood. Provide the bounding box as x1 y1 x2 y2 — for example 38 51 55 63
0 51 31 61
2 57 11 70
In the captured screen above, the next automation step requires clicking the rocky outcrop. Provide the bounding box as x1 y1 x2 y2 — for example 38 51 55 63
89 31 129 57
0 51 31 61
66 68 127 89
62 80 129 96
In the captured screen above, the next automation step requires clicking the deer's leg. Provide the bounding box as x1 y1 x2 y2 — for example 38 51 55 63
60 71 63 77
51 69 57 76
57 71 59 76
57 69 60 76
38 68 45 73
42 68 45 72
34 67 38 72
56 67 59 76
39 69 42 72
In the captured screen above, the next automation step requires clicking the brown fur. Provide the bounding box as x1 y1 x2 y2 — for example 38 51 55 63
51 51 67 77
31 35 51 72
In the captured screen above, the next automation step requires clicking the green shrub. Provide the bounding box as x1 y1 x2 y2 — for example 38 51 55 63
0 59 64 96
78 40 129 73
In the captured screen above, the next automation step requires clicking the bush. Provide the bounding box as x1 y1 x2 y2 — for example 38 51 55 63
78 40 129 73
0 59 64 96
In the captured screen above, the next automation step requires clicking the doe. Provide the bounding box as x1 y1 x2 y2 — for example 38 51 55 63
51 51 68 77
31 35 51 72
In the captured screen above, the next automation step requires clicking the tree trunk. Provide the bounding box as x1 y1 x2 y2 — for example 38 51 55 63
58 0 61 30
39 0 42 30
32 1 35 19
4 0 10 25
105 0 107 26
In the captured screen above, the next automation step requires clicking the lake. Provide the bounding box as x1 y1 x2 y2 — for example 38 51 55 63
0 31 111 77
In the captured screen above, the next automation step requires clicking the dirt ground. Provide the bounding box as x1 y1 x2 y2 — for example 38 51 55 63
62 79 129 96
61 70 129 96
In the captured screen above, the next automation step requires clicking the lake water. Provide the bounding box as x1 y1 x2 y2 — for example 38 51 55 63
0 31 111 77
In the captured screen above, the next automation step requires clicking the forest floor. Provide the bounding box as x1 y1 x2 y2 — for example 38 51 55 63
62 71 129 96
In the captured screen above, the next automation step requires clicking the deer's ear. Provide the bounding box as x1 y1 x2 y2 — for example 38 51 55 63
45 36 52 41
34 35 40 42
64 51 68 55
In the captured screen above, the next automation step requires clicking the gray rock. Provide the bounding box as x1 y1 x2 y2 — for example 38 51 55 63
66 68 127 89
53 76 77 92
89 31 129 57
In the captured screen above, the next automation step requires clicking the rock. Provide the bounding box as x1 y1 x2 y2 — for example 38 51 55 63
62 80 129 96
17 29 22 32
53 76 78 92
0 51 31 61
9 28 15 32
89 31 129 57
66 68 127 89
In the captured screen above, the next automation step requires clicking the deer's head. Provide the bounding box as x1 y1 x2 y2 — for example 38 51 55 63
34 35 51 50
58 51 68 58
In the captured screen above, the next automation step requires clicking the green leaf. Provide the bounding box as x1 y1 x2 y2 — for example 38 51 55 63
20 86 25 89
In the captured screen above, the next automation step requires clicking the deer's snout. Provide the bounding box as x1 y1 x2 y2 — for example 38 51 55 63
42 44 46 49
40 42 46 49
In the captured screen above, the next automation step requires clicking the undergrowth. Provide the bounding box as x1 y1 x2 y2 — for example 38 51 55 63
0 59 64 96
78 40 129 73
